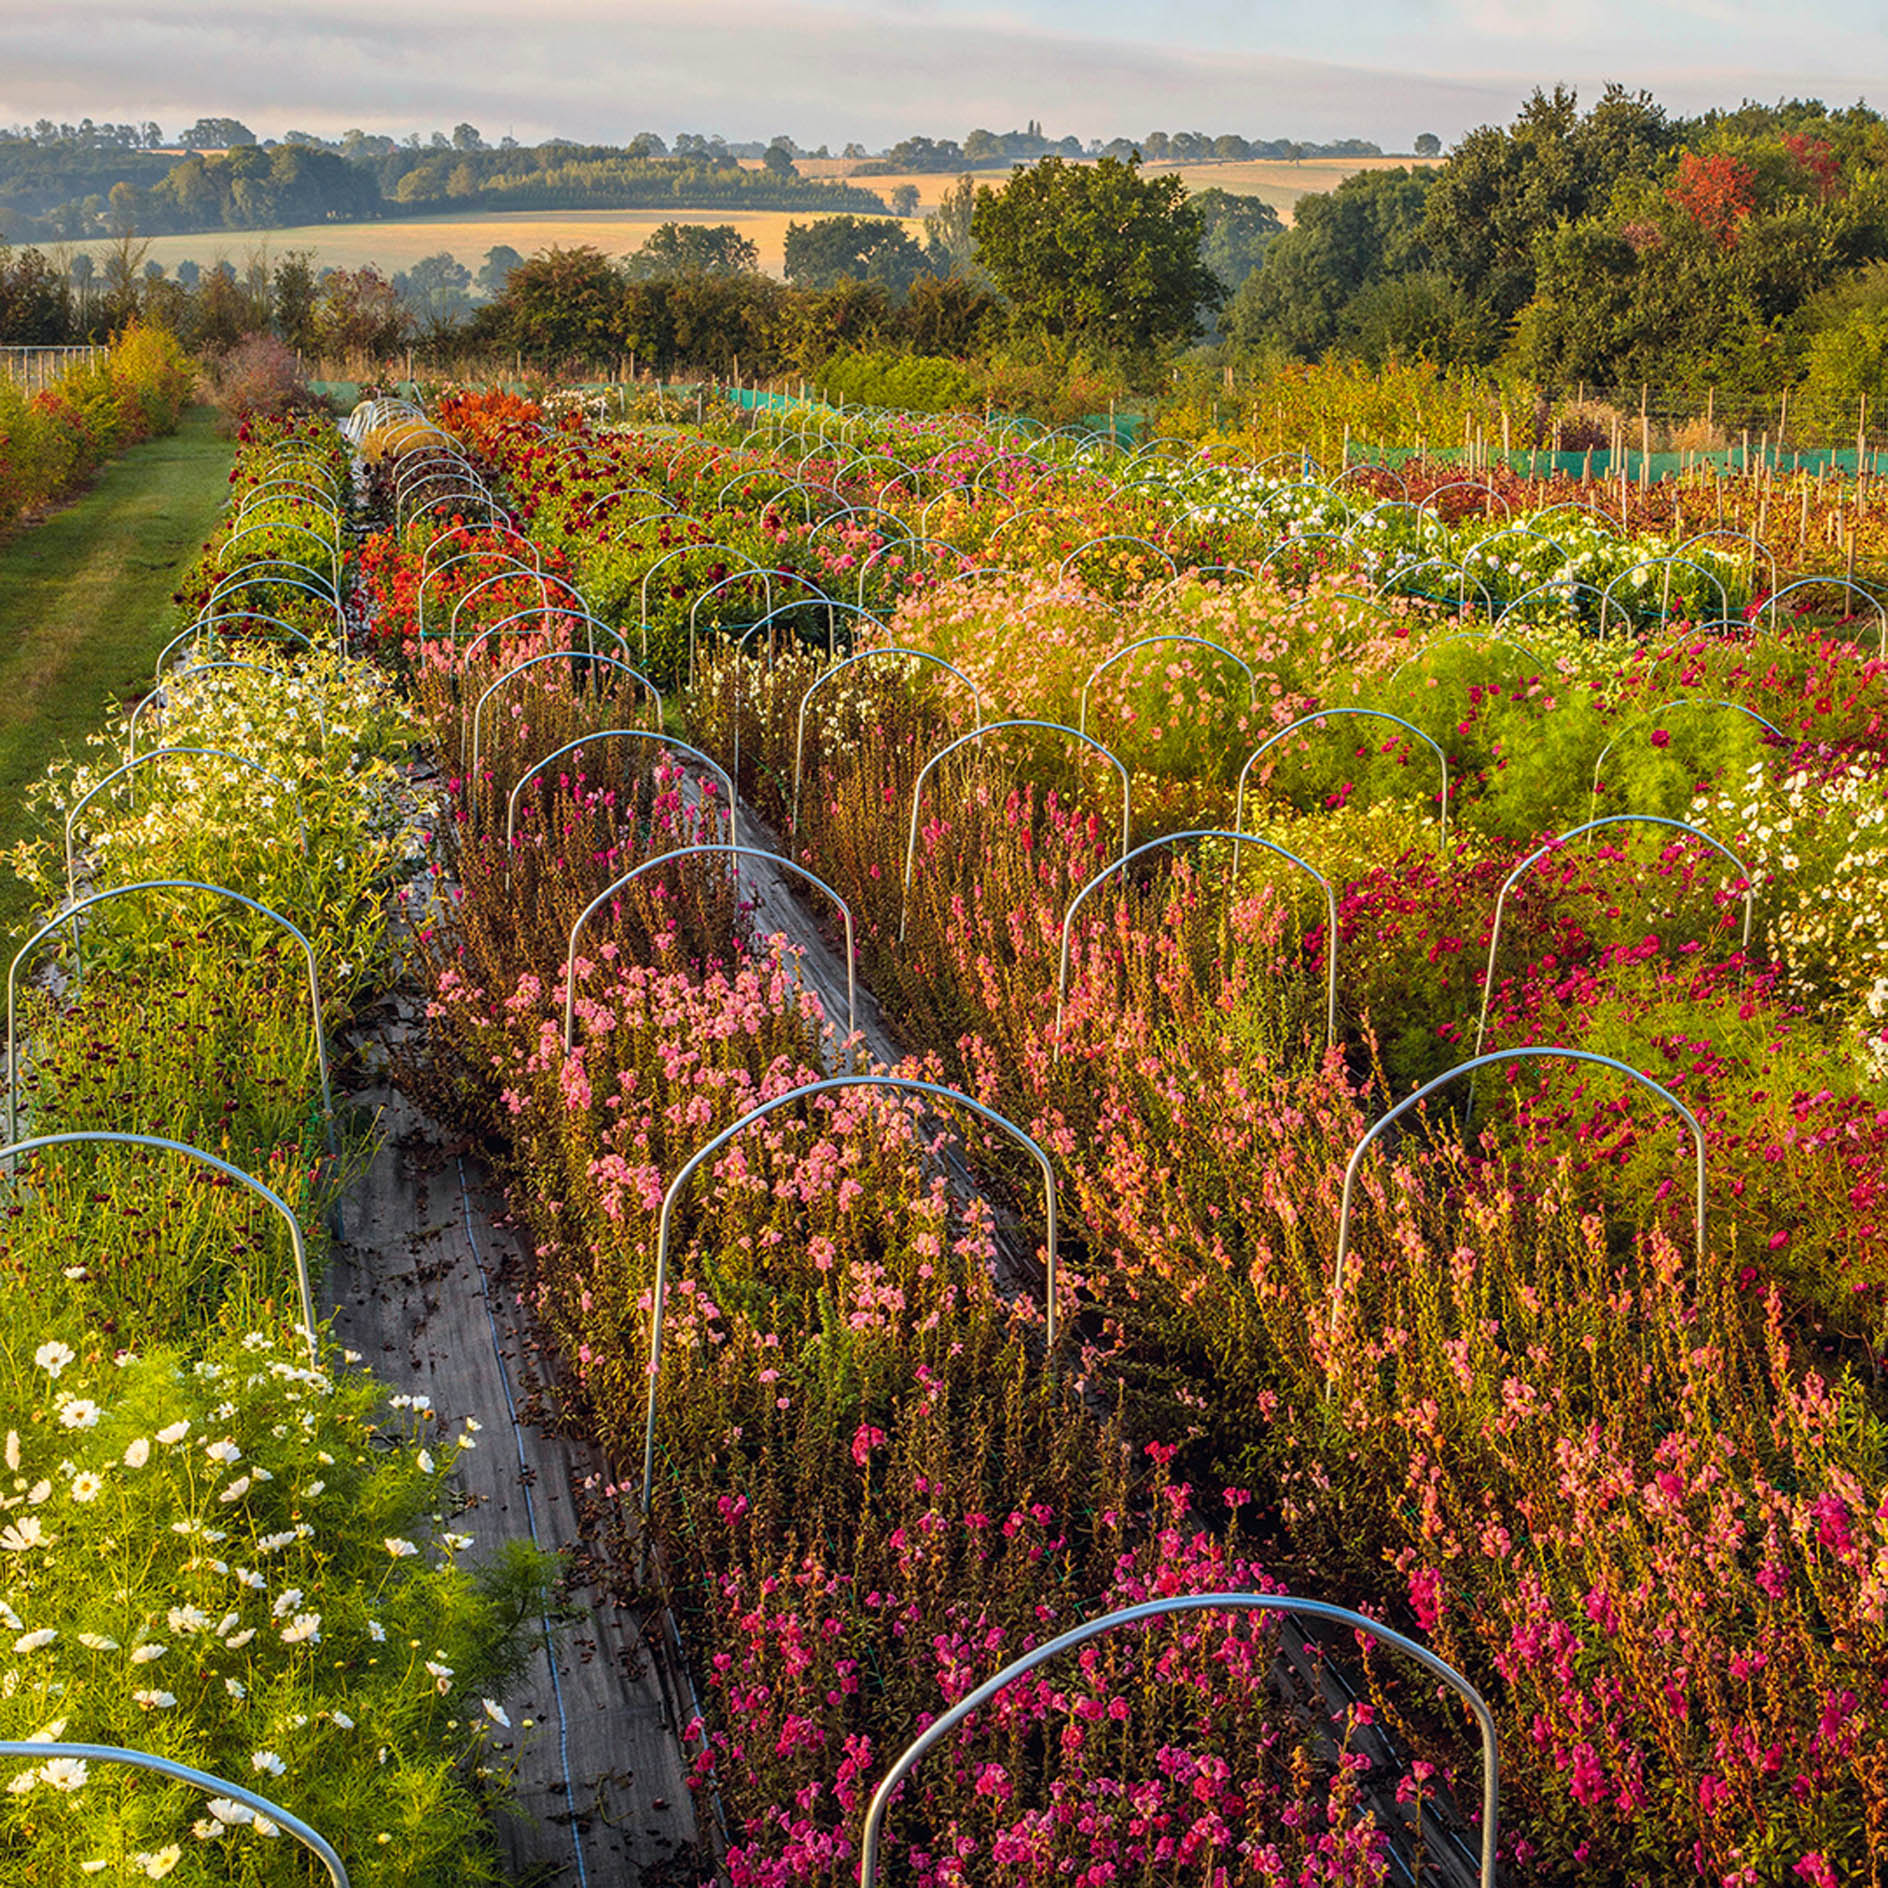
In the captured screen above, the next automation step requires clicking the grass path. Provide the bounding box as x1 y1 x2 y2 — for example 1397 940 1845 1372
0 406 235 947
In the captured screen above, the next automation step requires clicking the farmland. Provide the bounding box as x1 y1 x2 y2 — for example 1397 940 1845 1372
64 153 1418 287
5 372 1887 1885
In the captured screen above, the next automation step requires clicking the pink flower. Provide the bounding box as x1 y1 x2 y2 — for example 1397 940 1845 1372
850 1425 887 1469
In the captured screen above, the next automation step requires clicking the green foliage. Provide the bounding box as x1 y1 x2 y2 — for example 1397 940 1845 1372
970 155 1222 357
622 221 759 279
815 348 980 411
1230 167 1436 360
782 214 930 293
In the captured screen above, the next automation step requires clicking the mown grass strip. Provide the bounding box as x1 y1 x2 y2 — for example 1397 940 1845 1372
0 404 235 946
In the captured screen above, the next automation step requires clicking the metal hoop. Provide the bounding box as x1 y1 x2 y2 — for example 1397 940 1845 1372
642 1076 1060 1520
65 749 308 904
1333 1047 1708 1337
1236 711 1450 857
902 720 1132 942
1589 699 1787 819
858 1592 1498 1888
793 647 986 835
563 844 855 1049
1078 634 1255 738
0 1134 319 1367
503 732 736 866
1474 814 1756 1057
1055 830 1337 1054
470 653 663 782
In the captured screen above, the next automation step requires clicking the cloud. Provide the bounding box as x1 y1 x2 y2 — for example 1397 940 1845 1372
0 0 1884 150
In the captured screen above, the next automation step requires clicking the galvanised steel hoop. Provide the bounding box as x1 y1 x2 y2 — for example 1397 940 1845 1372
1055 533 1179 588
1496 577 1613 632
1332 1046 1708 1337
211 542 341 606
0 1134 320 1368
205 567 343 632
641 1075 1060 1522
219 520 341 596
1675 528 1777 600
417 546 545 643
236 480 343 526
793 646 987 835
1077 633 1256 739
853 535 976 611
1387 631 1550 686
1761 577 1888 659
857 1592 1499 1888
65 748 308 903
688 569 834 682
1236 710 1451 862
459 605 631 669
1143 563 1257 604
131 661 329 761
562 843 856 1050
1473 813 1756 1058
902 720 1133 943
10 880 337 1156
1597 556 1731 635
1054 829 1337 1056
637 543 770 660
471 652 664 783
1530 497 1623 536
1253 532 1349 588
445 566 590 645
502 731 736 873
0 1744 348 1883
1417 479 1513 525
1588 698 1787 818
163 614 315 680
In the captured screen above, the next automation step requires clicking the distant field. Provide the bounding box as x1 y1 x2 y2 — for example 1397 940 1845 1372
71 206 916 283
791 152 1439 226
68 152 1433 284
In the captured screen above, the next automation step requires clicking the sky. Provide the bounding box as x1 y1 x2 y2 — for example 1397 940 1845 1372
3 0 1886 152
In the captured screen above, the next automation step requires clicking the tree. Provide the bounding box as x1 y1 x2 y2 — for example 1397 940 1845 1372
783 216 929 293
626 132 667 159
624 223 759 279
1230 167 1436 359
178 117 255 150
311 264 408 359
397 252 473 327
889 184 920 217
1414 132 1442 158
451 123 483 151
923 175 979 275
475 244 523 299
969 154 1221 354
762 142 798 179
492 245 623 361
1192 187 1284 292
272 250 318 351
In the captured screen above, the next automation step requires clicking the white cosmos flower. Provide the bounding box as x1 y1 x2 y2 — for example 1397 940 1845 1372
56 1400 100 1430
205 1439 241 1465
40 1757 87 1792
482 1698 511 1728
123 1438 151 1469
280 1612 321 1645
130 1643 166 1663
251 1750 285 1776
13 1628 56 1652
155 1421 190 1446
77 1632 118 1651
132 1846 182 1878
132 1690 177 1710
70 1471 103 1503
383 1537 419 1558
206 1797 253 1827
34 1342 74 1378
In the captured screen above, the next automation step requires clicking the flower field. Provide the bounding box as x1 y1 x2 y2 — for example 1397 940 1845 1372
9 380 1888 1884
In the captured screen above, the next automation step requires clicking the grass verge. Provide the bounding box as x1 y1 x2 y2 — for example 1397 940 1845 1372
0 404 235 949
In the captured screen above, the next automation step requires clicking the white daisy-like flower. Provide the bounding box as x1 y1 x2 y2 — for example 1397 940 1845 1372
40 1757 87 1792
70 1471 103 1503
56 1400 100 1430
122 1438 151 1469
13 1628 56 1652
132 1690 177 1710
383 1537 419 1558
155 1421 190 1446
251 1750 285 1776
482 1698 511 1728
34 1342 74 1379
130 1643 167 1664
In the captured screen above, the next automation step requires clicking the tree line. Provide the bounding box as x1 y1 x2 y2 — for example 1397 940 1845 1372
1228 88 1888 429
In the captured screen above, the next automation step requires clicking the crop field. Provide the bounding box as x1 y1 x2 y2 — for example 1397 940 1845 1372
794 151 1441 222
69 205 897 284
6 377 1888 1885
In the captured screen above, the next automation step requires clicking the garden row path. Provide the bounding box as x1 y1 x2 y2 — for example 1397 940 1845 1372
326 795 698 1888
